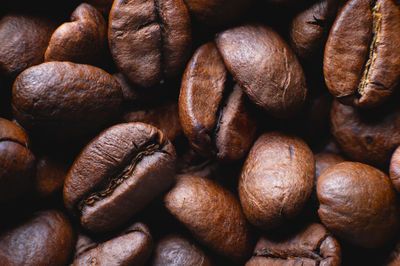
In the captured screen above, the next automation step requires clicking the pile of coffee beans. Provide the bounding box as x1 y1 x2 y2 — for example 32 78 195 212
2 0 400 265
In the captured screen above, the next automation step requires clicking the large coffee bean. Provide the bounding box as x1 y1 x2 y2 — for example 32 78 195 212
179 42 257 161
165 175 252 262
324 0 400 108
12 61 123 141
0 210 75 265
109 0 192 88
64 122 176 233
239 132 315 230
317 162 399 248
215 25 307 118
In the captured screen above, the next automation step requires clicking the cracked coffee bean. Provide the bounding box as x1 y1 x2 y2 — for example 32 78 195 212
239 131 315 230
317 162 400 248
63 122 176 233
12 61 123 141
215 24 307 118
179 42 257 161
72 222 152 265
324 0 400 108
108 0 192 88
246 223 341 266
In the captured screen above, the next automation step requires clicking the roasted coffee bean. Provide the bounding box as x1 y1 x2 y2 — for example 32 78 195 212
324 0 400 108
330 99 400 168
12 61 123 141
64 122 176 233
108 0 192 88
315 152 345 179
0 210 75 265
151 234 212 266
317 162 399 248
165 175 252 262
44 3 107 65
123 101 182 142
0 14 57 79
73 222 152 265
0 118 35 202
390 145 400 193
239 131 315 230
179 42 257 161
246 223 341 266
215 24 307 118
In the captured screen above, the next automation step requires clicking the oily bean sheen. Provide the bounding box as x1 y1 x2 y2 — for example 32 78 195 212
151 235 212 266
164 175 252 262
215 25 307 118
239 132 315 230
73 222 153 265
109 0 192 88
63 122 176 233
246 223 341 266
12 62 123 140
317 162 400 248
324 0 400 108
0 210 75 265
0 118 35 202
330 99 400 168
390 146 400 193
179 42 257 161
44 3 107 65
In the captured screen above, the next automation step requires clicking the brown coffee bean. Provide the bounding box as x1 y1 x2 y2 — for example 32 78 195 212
0 118 35 202
179 42 257 161
215 25 307 118
390 145 400 193
44 3 107 65
109 0 192 88
0 210 75 265
246 223 341 266
73 222 153 266
0 14 57 78
330 99 400 168
151 234 212 266
123 101 182 142
317 162 399 248
315 152 345 179
165 175 252 262
324 0 400 108
63 122 176 233
12 61 123 140
239 132 315 230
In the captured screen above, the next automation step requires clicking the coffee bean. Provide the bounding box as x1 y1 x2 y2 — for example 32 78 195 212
215 25 307 118
179 42 257 161
63 122 176 233
246 223 341 266
108 0 192 87
317 162 399 248
44 3 107 65
0 210 75 265
324 0 400 108
12 61 123 141
239 131 315 230
165 174 252 262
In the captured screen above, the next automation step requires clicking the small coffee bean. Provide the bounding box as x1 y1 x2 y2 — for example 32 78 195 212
317 162 399 248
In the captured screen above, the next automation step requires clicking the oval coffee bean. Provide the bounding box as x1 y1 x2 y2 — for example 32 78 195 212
330 99 400 168
317 162 399 248
215 24 307 118
63 122 176 233
44 3 107 64
0 210 75 265
165 175 252 262
109 0 192 87
73 222 153 265
390 146 400 193
12 61 123 141
179 42 257 161
246 223 341 266
239 132 315 230
324 0 400 108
